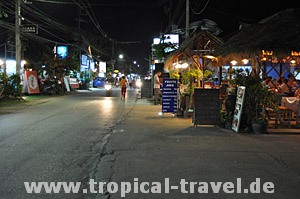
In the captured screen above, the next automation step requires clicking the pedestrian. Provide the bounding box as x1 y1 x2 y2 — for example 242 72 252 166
132 78 137 89
153 71 162 105
120 76 127 99
128 78 133 90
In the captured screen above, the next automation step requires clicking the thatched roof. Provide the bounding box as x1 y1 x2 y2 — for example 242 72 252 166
215 8 300 62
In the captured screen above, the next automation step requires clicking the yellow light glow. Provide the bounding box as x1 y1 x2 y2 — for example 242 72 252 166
261 57 267 61
204 55 215 59
291 51 300 56
262 50 273 56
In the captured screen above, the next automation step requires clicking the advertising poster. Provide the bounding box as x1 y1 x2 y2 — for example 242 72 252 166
25 70 40 94
232 86 246 132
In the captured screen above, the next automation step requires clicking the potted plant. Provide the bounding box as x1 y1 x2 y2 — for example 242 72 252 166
220 111 233 129
251 113 268 134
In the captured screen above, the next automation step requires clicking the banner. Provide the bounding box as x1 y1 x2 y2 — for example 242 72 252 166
25 70 40 94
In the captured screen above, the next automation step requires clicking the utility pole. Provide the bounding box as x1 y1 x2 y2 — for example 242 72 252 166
185 0 190 39
77 7 81 70
111 40 115 72
15 0 21 75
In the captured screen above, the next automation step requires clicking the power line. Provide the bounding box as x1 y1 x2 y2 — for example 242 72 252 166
32 0 75 5
190 0 210 15
73 0 112 41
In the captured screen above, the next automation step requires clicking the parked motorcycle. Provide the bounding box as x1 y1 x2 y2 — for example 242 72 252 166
41 83 57 95
40 77 63 95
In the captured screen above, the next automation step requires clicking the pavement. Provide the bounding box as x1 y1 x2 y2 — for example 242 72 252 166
92 96 300 199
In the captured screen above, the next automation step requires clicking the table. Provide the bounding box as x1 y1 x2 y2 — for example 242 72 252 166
281 97 300 128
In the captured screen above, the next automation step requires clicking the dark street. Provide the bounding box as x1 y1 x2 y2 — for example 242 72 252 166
0 89 300 199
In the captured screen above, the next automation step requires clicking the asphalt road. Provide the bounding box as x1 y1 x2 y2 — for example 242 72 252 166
0 87 138 199
1 88 300 199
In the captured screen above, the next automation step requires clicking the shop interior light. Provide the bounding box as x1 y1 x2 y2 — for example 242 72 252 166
230 60 237 65
174 63 181 68
242 59 249 65
204 55 215 59
181 62 189 68
21 60 27 67
261 57 267 62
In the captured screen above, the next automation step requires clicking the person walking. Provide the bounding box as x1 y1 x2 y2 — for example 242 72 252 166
153 71 162 105
120 76 128 100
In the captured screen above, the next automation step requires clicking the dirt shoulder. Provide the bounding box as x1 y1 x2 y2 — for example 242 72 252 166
0 95 52 114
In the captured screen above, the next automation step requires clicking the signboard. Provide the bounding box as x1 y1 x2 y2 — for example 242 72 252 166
194 89 220 125
231 86 246 132
69 77 79 89
64 76 70 92
162 79 178 113
99 61 107 73
21 24 38 34
24 70 40 94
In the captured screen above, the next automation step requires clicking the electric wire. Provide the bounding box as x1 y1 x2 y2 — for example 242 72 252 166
31 0 76 5
190 0 210 15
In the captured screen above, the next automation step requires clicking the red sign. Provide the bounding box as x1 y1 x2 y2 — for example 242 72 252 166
25 70 40 94
69 77 79 89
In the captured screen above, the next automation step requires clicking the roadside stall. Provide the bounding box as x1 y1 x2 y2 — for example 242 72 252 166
214 8 300 131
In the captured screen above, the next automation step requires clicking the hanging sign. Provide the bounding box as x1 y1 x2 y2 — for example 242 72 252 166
21 24 38 34
232 86 246 132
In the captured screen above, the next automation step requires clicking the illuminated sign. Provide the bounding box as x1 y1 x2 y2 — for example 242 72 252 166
99 61 107 73
57 46 68 58
81 54 87 66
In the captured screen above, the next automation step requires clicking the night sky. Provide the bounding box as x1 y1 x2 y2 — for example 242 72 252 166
2 0 300 67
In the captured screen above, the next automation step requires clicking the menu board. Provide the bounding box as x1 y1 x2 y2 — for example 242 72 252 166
231 86 246 132
162 79 178 113
194 89 220 125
